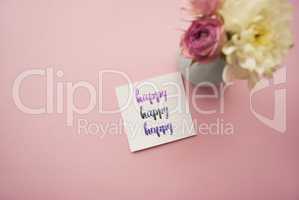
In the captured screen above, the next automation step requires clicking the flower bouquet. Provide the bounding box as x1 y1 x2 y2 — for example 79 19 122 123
179 0 294 88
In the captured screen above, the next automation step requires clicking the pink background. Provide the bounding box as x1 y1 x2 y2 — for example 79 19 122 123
0 0 298 199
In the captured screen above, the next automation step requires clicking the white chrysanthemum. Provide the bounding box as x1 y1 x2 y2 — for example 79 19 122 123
219 0 293 88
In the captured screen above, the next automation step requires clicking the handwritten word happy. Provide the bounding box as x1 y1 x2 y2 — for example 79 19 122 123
135 89 167 105
144 122 173 137
140 106 169 121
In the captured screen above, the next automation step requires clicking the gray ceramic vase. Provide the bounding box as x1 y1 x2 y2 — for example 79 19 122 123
178 55 226 85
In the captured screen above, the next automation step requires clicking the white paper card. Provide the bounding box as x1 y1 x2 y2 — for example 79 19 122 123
116 72 195 152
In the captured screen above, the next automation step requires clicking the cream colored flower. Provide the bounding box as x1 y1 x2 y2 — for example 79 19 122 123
220 0 293 88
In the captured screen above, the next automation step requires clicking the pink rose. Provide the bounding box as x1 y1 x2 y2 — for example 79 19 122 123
180 16 225 63
190 0 221 16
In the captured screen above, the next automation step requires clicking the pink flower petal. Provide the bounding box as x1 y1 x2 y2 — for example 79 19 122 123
191 0 221 16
